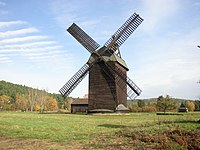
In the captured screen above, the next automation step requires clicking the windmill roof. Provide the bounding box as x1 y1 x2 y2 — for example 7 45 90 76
111 54 128 70
102 53 128 70
71 98 88 105
88 48 128 70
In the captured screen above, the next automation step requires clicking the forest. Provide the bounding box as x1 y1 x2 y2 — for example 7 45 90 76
0 80 72 112
0 80 199 112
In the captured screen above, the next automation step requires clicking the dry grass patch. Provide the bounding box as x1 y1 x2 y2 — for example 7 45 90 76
0 137 86 150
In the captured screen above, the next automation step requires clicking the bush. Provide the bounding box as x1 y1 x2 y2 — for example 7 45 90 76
128 103 141 112
143 105 157 112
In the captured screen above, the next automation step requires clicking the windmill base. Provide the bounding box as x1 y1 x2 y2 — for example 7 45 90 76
88 109 114 114
88 109 130 114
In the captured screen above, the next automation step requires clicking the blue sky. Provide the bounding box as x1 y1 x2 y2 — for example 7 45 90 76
0 0 200 99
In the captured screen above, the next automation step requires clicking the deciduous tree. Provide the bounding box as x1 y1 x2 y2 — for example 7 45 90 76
156 95 177 113
137 100 145 111
15 93 28 111
35 104 40 111
63 97 73 111
0 95 12 110
28 89 38 112
185 100 195 111
194 100 200 111
144 101 157 112
128 103 140 112
46 97 58 111
38 89 47 113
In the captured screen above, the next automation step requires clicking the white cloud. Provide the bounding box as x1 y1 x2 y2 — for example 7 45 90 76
0 55 12 63
0 57 9 60
27 55 51 60
0 54 6 57
0 45 63 53
22 50 62 56
0 35 48 44
21 51 65 63
0 59 12 63
21 45 63 52
0 27 38 38
0 19 72 66
0 20 27 28
0 41 57 49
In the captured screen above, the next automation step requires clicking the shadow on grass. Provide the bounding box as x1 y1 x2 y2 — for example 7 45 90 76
38 112 69 114
98 124 131 129
39 111 88 115
99 119 200 130
175 120 200 124
156 112 184 115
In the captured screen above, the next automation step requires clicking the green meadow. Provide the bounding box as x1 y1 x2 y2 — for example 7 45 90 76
0 112 199 149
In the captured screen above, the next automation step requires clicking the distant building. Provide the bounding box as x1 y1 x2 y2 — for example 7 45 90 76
71 98 88 113
178 102 188 112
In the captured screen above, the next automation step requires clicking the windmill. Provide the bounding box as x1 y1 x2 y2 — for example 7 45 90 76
59 13 143 113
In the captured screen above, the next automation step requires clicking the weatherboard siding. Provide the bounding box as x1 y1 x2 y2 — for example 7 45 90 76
88 61 127 111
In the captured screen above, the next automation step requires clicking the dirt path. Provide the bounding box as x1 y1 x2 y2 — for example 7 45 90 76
0 137 83 150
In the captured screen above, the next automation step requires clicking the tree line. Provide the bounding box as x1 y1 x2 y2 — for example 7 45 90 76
128 95 200 113
0 80 72 112
1 80 200 113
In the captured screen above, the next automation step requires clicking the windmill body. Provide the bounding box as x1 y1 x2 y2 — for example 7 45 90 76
88 53 128 112
59 13 144 113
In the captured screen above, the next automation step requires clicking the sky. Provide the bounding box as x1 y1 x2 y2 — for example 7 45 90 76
0 0 200 100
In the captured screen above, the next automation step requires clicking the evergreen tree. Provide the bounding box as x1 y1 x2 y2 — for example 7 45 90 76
137 100 145 111
156 95 177 113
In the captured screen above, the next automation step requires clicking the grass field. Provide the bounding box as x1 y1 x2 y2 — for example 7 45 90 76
0 112 199 149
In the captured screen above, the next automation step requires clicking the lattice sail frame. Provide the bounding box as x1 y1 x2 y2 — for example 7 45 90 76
59 63 90 97
101 61 142 99
60 13 143 99
67 23 100 54
103 13 143 53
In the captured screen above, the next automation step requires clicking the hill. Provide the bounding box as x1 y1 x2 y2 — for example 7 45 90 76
0 80 67 111
0 80 29 100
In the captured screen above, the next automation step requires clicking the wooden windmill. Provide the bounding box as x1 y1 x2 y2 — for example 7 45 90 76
59 13 143 113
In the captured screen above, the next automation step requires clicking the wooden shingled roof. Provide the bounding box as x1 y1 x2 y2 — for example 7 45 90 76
71 98 88 105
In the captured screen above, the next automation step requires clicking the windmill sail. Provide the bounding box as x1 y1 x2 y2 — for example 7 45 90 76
103 13 143 54
67 23 100 54
103 61 142 99
59 63 90 97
